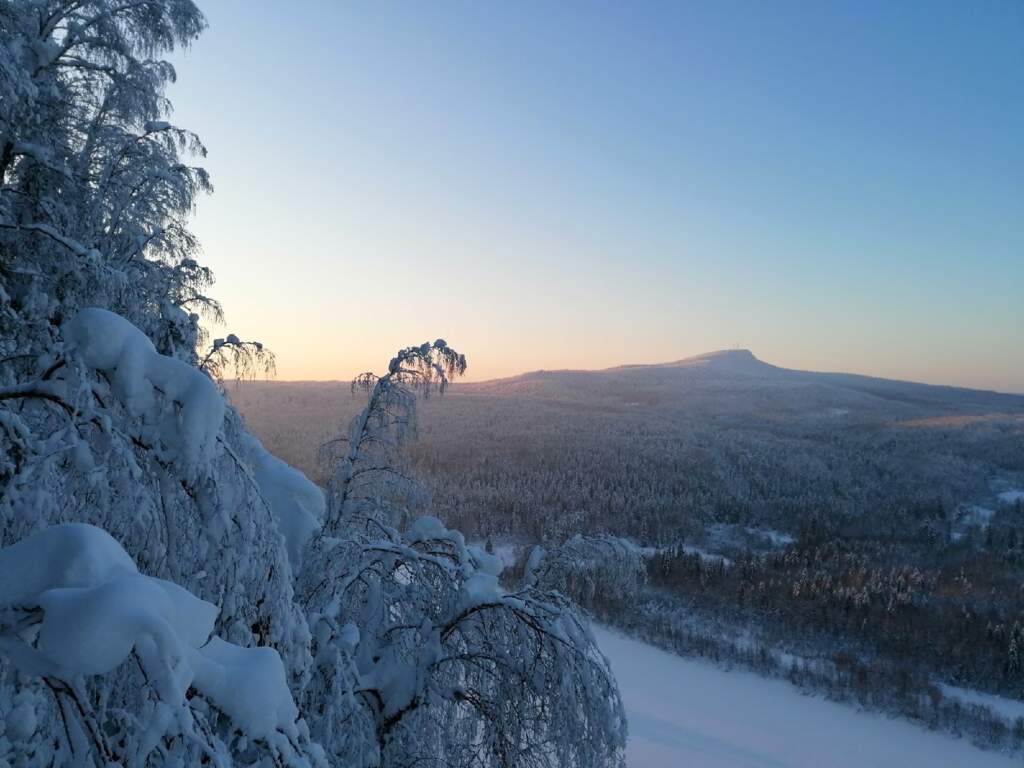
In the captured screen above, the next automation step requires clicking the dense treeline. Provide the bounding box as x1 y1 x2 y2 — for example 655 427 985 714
230 382 1024 545
647 512 1024 699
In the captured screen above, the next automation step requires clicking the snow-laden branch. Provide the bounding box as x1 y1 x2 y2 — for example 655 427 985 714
0 523 321 766
64 307 224 477
0 221 95 258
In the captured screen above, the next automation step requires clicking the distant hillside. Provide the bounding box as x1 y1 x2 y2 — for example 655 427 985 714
463 349 1024 414
228 349 1024 531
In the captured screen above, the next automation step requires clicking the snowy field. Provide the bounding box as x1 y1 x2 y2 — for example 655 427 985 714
593 626 1020 768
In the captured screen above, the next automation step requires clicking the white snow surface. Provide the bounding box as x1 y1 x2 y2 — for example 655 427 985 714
593 625 1020 768
998 490 1024 504
34 573 210 676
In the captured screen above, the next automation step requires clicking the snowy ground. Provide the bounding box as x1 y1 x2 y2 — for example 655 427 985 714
593 626 1020 768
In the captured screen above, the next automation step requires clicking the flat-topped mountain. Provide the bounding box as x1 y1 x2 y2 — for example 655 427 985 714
464 350 1024 415
622 349 782 376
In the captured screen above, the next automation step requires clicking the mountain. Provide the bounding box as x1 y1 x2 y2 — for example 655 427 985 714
463 349 1024 417
620 348 785 376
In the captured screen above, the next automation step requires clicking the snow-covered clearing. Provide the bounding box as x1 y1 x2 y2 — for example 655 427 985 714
638 544 733 566
938 683 1024 725
593 626 1019 768
959 504 996 526
675 544 732 567
744 527 795 548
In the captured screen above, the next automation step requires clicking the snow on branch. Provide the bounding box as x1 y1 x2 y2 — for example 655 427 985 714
238 431 324 569
0 523 322 766
64 307 224 478
199 333 276 383
0 221 96 259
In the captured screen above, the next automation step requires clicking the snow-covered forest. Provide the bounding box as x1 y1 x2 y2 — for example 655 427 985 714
0 3 627 766
230 361 1024 756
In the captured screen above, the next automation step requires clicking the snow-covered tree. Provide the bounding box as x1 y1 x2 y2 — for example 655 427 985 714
321 339 467 537
524 534 647 616
0 308 324 765
0 3 321 764
300 347 627 767
0 0 217 358
199 334 276 384
301 516 627 768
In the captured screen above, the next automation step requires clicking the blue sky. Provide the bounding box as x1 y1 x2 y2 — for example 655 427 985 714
172 1 1023 390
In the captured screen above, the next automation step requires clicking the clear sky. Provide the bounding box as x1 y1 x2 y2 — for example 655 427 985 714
171 1 1023 392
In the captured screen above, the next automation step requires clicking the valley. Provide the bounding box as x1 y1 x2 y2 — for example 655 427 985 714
229 350 1024 756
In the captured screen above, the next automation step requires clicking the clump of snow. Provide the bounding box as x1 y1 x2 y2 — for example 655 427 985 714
0 524 302 741
469 540 521 571
406 515 458 544
523 544 546 587
458 571 503 609
998 490 1024 504
64 308 225 476
4 695 37 743
0 523 136 606
239 432 323 568
189 637 299 739
0 525 214 679
467 545 504 577
34 573 207 675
